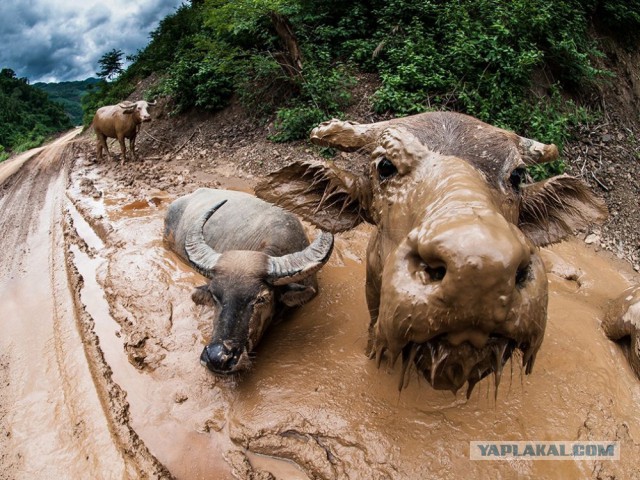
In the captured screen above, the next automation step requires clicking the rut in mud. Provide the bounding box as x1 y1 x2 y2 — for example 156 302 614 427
2 133 640 479
0 132 170 480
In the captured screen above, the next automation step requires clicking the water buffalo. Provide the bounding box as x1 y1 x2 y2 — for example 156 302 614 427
93 100 156 163
255 112 607 397
163 188 334 375
604 286 640 379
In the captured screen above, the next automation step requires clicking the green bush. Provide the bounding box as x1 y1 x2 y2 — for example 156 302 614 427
160 43 239 112
236 54 292 117
269 106 326 142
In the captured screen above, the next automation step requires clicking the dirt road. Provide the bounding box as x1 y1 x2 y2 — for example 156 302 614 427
0 132 168 479
2 133 640 479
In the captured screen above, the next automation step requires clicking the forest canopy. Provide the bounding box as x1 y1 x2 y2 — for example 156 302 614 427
0 68 72 161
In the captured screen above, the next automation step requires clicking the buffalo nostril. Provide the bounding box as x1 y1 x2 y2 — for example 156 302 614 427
515 264 530 287
201 343 240 373
426 265 447 281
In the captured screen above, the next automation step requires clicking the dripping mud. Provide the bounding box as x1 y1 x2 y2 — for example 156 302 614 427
1 134 640 479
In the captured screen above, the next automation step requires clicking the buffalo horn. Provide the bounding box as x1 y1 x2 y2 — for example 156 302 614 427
266 230 334 286
147 100 157 106
602 310 635 341
118 101 136 112
518 136 559 165
185 200 228 277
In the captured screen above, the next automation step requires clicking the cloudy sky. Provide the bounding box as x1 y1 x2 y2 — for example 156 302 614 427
0 0 185 83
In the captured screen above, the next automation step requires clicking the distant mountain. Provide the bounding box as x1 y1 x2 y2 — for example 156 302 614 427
34 77 100 125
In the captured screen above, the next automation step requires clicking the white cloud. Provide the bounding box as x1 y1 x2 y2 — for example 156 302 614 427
0 0 185 82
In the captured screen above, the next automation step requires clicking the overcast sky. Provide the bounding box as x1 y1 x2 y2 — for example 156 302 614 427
0 0 185 83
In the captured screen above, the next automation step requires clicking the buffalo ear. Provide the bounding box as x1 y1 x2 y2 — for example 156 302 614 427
519 175 608 247
310 118 392 152
191 285 215 306
255 160 373 233
278 283 317 307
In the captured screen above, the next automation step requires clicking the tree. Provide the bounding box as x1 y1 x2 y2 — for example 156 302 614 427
96 49 124 80
0 68 16 79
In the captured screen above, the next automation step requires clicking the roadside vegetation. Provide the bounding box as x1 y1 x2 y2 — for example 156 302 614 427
0 68 72 162
83 0 640 177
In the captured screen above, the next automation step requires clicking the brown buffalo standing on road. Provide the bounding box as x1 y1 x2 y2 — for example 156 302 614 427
164 188 334 375
93 100 156 163
256 112 607 397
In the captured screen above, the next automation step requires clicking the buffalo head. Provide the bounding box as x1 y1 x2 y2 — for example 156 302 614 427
256 112 607 397
185 201 334 375
118 100 156 123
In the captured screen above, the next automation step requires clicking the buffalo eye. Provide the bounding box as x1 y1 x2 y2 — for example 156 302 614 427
254 295 268 305
376 157 398 180
509 167 527 192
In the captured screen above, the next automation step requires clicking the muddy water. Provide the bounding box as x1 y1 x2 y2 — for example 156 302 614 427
54 153 640 479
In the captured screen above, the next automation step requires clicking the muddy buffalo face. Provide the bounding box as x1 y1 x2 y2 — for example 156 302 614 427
256 112 607 396
183 201 334 375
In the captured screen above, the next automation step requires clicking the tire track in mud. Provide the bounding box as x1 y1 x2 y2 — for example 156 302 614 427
65 154 237 480
0 134 171 479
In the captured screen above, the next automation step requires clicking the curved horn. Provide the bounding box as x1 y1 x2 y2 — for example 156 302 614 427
518 136 559 165
147 100 157 106
118 101 136 112
310 118 393 152
266 230 334 285
603 290 640 341
185 200 227 277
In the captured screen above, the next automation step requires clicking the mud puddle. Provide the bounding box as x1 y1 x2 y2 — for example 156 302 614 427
59 151 640 479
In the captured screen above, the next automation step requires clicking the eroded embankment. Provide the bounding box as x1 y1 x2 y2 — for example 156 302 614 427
63 144 640 480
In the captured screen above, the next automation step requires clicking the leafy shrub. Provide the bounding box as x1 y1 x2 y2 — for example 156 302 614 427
269 106 326 142
269 57 356 141
161 45 239 112
594 0 640 43
236 54 292 116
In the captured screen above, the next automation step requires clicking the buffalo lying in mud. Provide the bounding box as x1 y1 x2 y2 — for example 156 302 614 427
93 100 156 164
604 286 640 379
164 188 334 375
256 112 607 397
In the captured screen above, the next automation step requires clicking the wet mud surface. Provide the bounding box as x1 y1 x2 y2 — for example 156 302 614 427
2 134 640 479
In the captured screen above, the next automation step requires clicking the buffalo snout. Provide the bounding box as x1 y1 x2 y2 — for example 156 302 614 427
200 341 243 374
414 215 533 324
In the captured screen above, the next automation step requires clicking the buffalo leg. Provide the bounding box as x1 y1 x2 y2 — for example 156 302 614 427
130 136 137 160
96 132 110 162
117 136 127 165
